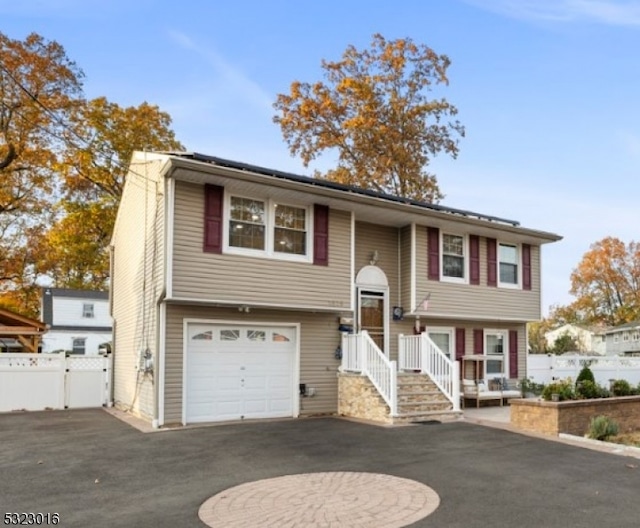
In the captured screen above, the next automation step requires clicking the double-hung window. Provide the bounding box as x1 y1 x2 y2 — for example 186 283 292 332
498 243 519 287
72 338 86 355
274 204 307 255
82 303 94 318
426 327 454 359
229 197 266 250
226 195 310 261
485 330 507 377
441 234 466 282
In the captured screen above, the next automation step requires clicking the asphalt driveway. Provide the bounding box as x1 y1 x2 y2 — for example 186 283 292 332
1 409 639 527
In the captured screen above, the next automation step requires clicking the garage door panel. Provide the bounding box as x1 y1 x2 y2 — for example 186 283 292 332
265 379 292 395
186 323 296 424
268 398 293 414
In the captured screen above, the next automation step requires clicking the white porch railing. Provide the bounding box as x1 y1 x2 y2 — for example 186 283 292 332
398 333 460 411
341 331 397 416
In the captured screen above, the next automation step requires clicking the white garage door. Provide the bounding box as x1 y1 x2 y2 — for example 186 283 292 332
185 323 296 423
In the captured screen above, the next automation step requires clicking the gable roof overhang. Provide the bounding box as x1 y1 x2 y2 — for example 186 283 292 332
0 307 48 353
606 321 640 334
158 152 562 245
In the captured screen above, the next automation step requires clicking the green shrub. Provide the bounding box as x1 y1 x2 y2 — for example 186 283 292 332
588 415 619 441
541 379 575 401
519 377 545 397
576 380 606 399
611 379 632 397
576 365 595 385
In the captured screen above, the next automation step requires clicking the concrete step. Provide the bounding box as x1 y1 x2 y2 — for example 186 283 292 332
397 391 449 404
392 409 463 425
398 401 453 413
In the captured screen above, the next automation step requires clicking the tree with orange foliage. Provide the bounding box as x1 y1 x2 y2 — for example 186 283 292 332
0 32 84 315
37 97 183 290
273 34 464 203
0 32 183 316
568 237 640 326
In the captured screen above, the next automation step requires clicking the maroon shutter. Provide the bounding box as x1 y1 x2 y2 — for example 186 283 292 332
522 244 532 291
473 329 484 354
470 235 480 285
427 227 440 280
509 330 518 378
313 204 329 266
455 328 465 360
203 184 223 253
487 238 497 287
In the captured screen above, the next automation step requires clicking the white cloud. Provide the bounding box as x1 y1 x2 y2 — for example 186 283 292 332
464 0 640 26
167 30 274 113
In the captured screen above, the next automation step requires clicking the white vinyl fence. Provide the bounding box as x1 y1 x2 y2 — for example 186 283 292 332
528 354 640 386
0 352 112 413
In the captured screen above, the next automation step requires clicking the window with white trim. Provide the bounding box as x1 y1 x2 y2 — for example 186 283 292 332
274 204 307 255
623 332 630 342
485 330 508 377
229 196 266 250
441 233 467 282
225 195 311 261
426 327 454 359
498 243 519 287
82 303 94 318
613 334 619 343
72 338 86 355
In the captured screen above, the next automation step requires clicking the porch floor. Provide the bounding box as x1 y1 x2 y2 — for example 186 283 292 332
463 405 510 424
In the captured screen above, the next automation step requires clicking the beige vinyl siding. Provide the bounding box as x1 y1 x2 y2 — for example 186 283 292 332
163 304 346 424
400 225 412 316
354 222 403 358
416 226 542 321
111 158 165 420
171 181 351 310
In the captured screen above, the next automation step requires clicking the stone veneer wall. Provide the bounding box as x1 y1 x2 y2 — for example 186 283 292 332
511 396 640 436
338 372 391 424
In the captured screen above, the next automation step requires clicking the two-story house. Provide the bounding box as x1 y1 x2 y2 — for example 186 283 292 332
605 321 640 356
544 323 607 355
40 288 112 355
110 151 561 428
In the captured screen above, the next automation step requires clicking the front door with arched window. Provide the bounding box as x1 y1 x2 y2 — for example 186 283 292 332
355 265 389 354
359 290 385 350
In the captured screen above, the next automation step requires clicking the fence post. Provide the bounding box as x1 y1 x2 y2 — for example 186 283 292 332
420 333 428 375
360 331 368 373
452 361 461 411
390 360 397 416
58 352 67 409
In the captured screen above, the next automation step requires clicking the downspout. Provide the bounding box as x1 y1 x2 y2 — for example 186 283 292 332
153 288 166 428
108 244 116 407
153 158 173 429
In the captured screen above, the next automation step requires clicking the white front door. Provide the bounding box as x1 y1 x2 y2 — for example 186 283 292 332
185 324 296 423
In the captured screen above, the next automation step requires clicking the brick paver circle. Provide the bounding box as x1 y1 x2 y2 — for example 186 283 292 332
198 471 440 527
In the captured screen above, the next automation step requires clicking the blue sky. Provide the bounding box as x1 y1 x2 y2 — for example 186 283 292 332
3 0 640 314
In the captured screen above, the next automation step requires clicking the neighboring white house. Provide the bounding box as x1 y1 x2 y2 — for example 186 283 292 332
544 323 607 355
40 288 111 355
605 320 640 356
